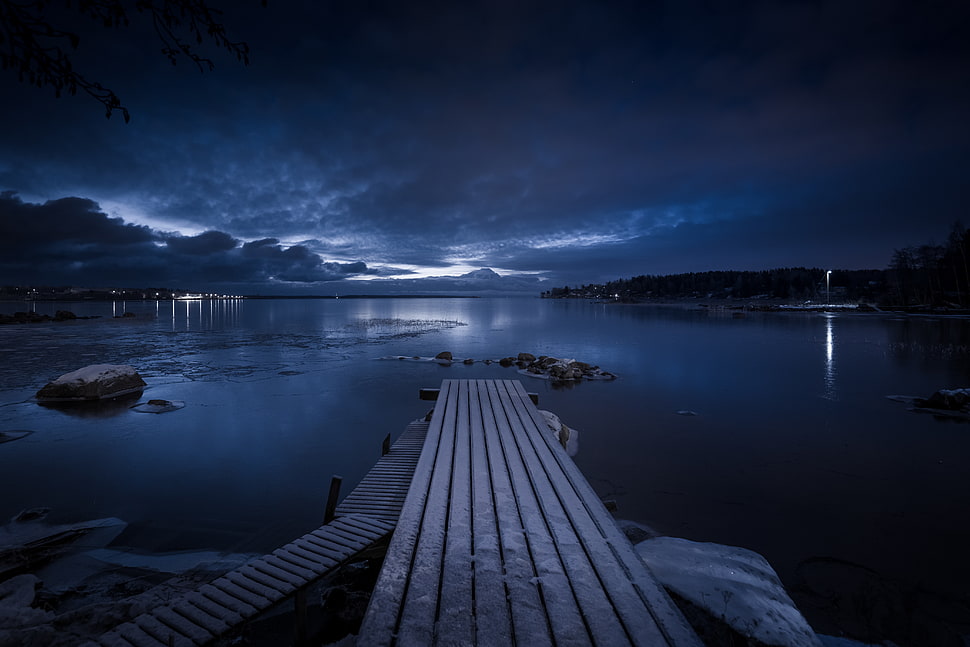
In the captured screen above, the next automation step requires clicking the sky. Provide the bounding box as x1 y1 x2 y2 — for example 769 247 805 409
1 0 969 295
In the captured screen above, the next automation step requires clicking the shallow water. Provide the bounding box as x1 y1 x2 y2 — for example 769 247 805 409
1 298 968 640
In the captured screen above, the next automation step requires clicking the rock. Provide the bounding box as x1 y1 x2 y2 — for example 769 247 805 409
538 410 579 456
53 310 76 321
11 508 50 523
0 430 32 445
434 351 453 361
915 388 970 411
499 357 515 367
517 352 536 362
0 574 52 627
131 399 185 414
614 519 660 544
36 365 147 401
462 358 474 365
636 537 822 647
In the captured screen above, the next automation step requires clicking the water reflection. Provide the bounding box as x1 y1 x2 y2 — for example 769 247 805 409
823 314 836 400
36 391 143 418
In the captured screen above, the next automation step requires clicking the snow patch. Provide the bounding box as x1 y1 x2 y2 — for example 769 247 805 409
538 410 579 456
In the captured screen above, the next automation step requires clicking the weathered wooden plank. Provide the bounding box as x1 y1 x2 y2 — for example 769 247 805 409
435 379 475 644
263 553 320 580
339 497 408 508
357 379 699 646
341 484 412 493
153 606 214 645
242 560 296 597
495 379 633 646
337 514 395 536
122 618 179 647
134 614 190 646
357 380 456 647
281 541 341 566
309 526 367 551
469 378 514 645
395 376 460 645
486 379 589 646
300 532 356 556
169 599 233 636
185 590 246 625
479 380 556 645
224 570 286 603
207 578 272 610
272 546 327 572
334 506 403 519
508 381 703 647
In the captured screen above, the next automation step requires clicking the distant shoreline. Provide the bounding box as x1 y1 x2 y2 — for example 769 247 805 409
0 294 482 303
565 296 970 316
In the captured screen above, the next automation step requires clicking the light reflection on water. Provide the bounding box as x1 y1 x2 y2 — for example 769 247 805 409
1 298 969 636
824 314 836 401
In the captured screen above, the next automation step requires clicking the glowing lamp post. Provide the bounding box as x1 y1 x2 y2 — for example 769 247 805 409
826 270 832 305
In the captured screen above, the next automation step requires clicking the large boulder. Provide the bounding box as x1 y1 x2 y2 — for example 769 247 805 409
36 365 147 401
915 388 970 411
636 537 822 647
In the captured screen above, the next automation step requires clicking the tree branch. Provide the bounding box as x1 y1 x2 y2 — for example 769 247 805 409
0 0 264 123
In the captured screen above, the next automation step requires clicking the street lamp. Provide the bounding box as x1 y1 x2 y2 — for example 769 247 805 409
826 270 832 305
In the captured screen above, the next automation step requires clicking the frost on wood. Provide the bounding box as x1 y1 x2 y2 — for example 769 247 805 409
35 364 146 401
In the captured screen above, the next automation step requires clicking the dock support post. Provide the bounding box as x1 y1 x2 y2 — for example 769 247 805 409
294 587 308 644
324 475 342 524
381 432 391 456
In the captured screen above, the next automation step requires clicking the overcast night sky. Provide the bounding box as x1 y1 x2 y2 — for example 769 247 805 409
1 0 968 295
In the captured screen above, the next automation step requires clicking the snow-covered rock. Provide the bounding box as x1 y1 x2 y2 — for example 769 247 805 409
35 364 146 401
636 537 822 647
538 409 579 456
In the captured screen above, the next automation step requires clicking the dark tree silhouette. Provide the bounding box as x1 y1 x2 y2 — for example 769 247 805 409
0 0 265 122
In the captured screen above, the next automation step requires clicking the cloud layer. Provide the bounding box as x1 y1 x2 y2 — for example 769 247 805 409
1 0 968 292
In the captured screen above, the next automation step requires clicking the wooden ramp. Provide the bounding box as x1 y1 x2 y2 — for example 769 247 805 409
357 379 703 647
335 419 428 522
93 421 429 647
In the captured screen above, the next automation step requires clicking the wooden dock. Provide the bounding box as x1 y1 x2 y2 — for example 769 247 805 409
92 419 429 647
357 379 702 646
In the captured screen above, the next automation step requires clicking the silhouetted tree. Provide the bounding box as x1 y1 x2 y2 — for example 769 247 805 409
0 0 265 122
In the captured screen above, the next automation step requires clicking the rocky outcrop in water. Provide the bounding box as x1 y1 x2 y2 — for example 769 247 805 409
915 388 970 411
521 356 616 383
388 352 616 383
36 365 147 401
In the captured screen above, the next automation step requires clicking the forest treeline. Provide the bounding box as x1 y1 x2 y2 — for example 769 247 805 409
542 224 970 308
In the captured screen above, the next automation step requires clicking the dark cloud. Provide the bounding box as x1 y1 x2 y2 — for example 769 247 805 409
1 0 969 292
0 192 155 260
0 194 379 292
165 230 238 255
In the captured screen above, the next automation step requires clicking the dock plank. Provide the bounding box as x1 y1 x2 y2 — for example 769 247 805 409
436 379 475 643
358 379 702 647
468 379 515 645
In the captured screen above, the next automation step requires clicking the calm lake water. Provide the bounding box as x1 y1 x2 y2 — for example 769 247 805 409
1 297 968 642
